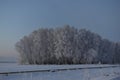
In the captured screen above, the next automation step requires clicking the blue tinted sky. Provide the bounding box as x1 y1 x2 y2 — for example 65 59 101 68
0 0 120 57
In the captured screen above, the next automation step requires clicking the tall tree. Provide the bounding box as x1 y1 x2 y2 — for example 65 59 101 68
15 26 120 64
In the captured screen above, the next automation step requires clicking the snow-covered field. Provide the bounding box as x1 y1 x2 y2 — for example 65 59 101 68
0 63 120 80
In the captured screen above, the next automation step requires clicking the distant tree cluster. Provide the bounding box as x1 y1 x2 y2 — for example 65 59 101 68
15 25 120 64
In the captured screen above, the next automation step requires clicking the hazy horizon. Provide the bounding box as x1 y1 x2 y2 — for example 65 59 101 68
0 0 120 58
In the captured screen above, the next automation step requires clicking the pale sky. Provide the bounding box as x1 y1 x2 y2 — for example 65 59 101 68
0 0 120 58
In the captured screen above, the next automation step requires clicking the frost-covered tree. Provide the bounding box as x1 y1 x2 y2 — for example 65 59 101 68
54 25 76 64
16 36 33 64
85 49 97 64
114 42 120 63
15 25 120 64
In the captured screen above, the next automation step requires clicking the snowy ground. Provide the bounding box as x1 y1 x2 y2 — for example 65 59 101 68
0 63 120 80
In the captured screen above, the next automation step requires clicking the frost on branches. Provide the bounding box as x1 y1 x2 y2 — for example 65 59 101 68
15 25 120 64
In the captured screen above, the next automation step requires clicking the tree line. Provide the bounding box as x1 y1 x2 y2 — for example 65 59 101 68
15 25 120 64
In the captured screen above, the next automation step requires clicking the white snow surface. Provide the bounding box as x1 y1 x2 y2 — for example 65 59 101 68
0 63 120 80
0 63 118 73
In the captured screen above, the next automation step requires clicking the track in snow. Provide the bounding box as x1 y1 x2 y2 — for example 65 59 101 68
0 65 119 75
